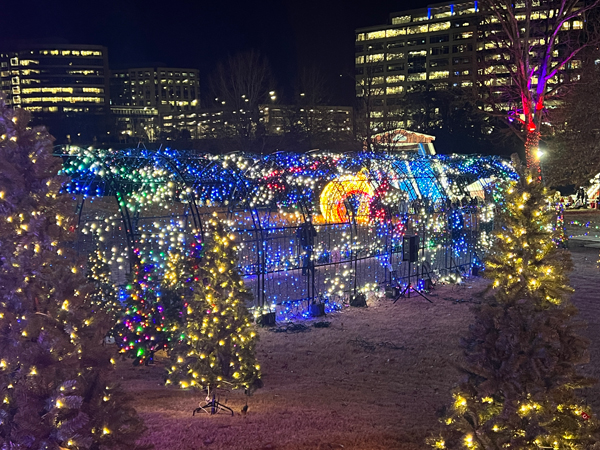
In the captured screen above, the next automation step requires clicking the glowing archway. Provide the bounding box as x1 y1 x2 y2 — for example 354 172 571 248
320 169 375 224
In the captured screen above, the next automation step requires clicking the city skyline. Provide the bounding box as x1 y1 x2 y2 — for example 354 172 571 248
1 0 432 104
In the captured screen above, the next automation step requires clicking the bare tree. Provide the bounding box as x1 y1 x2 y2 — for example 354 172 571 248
479 0 600 173
209 50 276 147
546 51 600 186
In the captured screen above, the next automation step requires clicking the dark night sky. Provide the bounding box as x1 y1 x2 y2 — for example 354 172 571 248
1 0 431 104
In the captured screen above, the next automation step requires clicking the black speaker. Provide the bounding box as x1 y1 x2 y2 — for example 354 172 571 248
402 235 419 262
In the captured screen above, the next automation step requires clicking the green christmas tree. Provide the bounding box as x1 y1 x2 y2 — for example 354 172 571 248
116 239 201 365
431 161 600 449
167 216 261 399
0 99 147 449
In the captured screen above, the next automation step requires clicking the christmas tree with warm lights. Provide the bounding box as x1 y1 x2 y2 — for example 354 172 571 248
0 100 147 448
87 244 120 321
430 159 600 449
167 216 262 401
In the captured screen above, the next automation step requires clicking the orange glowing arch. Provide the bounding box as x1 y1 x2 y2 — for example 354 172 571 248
319 169 375 224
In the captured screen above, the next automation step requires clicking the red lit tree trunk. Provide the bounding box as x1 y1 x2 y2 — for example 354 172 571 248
479 0 600 181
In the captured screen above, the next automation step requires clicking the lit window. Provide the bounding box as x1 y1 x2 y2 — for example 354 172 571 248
429 70 449 79
366 53 385 62
429 21 451 32
386 75 405 83
392 15 411 24
407 73 427 81
386 86 404 94
573 20 583 29
366 31 386 40
387 53 404 61
407 25 428 34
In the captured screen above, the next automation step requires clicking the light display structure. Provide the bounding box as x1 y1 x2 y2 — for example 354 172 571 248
57 147 516 321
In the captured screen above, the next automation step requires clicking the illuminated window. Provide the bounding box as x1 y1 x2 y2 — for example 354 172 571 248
429 21 450 31
458 7 476 15
386 75 405 83
386 86 404 94
413 15 428 22
561 22 570 30
387 53 404 61
461 80 473 87
372 76 384 85
573 20 583 29
453 44 473 53
407 25 428 34
570 60 582 69
434 11 452 19
366 53 385 62
454 31 473 40
408 50 427 57
429 70 449 79
386 28 406 37
387 64 405 72
366 31 386 40
83 87 103 93
407 73 426 81
392 15 411 24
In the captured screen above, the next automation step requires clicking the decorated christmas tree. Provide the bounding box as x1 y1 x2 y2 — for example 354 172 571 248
117 253 170 365
0 99 147 448
167 215 261 402
430 160 600 449
117 239 201 365
86 243 120 321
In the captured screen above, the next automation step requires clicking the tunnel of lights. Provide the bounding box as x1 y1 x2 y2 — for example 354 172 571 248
57 146 516 320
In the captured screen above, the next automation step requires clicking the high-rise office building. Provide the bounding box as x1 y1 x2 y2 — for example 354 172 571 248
110 67 200 112
355 2 478 111
0 44 109 115
355 1 583 119
110 67 201 140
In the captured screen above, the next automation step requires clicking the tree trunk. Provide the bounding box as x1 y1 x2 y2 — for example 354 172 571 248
524 128 541 177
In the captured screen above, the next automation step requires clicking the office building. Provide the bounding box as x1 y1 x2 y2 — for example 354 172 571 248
355 2 478 113
110 67 200 112
110 67 201 140
0 44 109 115
355 1 583 121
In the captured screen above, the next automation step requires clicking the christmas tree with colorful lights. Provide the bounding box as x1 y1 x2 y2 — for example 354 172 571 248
117 253 170 365
117 239 202 365
0 100 146 448
167 216 262 399
430 160 600 449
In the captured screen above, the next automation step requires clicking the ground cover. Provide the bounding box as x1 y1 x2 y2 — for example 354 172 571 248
115 244 600 450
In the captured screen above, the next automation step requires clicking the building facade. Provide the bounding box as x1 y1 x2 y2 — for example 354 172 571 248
0 44 109 115
110 67 200 112
355 0 584 125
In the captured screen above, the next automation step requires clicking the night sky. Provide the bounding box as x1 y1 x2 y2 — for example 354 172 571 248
1 0 430 104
